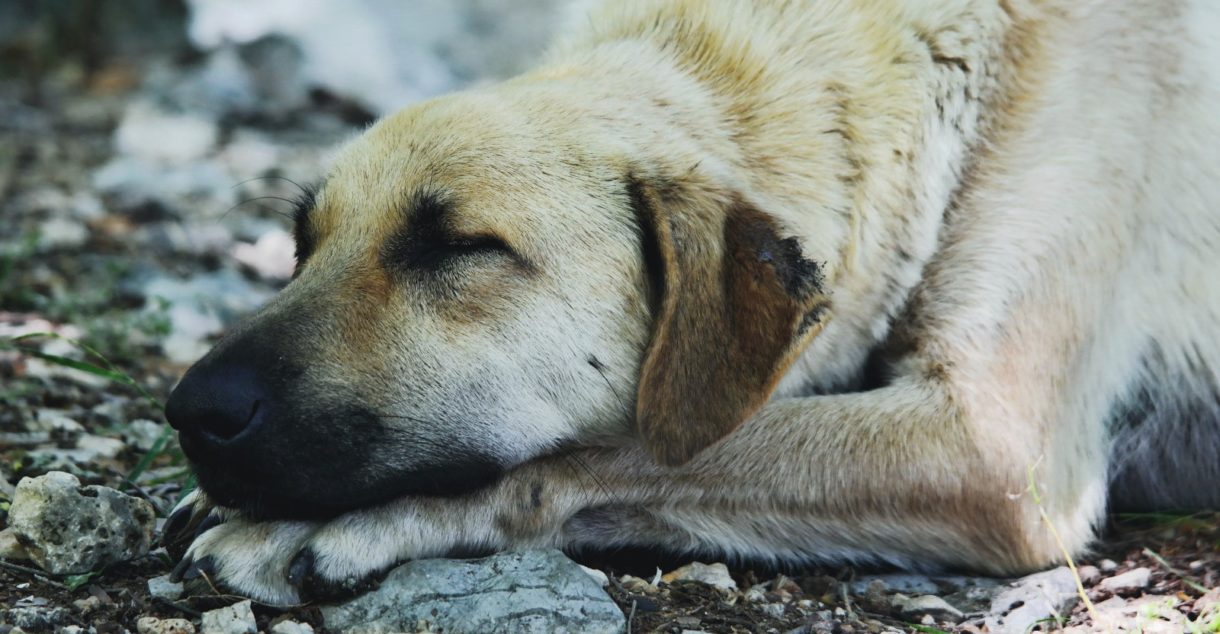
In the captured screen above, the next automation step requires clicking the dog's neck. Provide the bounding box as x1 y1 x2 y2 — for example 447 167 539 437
527 1 1045 389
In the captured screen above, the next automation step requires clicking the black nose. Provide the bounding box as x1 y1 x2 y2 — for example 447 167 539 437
166 362 268 448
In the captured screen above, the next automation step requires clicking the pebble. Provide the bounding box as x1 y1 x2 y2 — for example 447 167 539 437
268 620 314 634
125 419 168 452
1076 564 1101 585
8 471 156 575
620 574 659 595
1098 566 1151 593
321 550 625 634
0 465 14 498
1099 558 1119 572
137 616 197 634
661 561 738 593
115 100 219 164
200 600 257 634
760 603 786 618
984 567 1079 634
148 573 185 600
891 593 963 622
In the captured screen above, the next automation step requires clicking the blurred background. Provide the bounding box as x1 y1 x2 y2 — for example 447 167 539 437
1 0 560 361
0 0 559 511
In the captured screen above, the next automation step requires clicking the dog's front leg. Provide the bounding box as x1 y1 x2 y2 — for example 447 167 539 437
172 376 1079 605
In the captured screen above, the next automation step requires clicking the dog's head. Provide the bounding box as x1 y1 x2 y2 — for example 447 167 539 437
165 84 830 519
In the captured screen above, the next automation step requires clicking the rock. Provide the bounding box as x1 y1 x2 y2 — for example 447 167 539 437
1076 565 1101 585
619 574 659 595
0 528 30 561
1098 567 1151 593
137 616 197 634
1 606 72 630
27 433 127 466
0 464 14 498
321 550 625 634
985 567 1079 634
231 229 296 280
200 600 257 634
269 620 314 634
36 217 89 251
759 603 786 618
8 471 157 575
126 419 168 452
661 562 738 593
1099 558 1119 572
115 100 219 164
148 573 185 600
579 564 609 587
891 594 964 622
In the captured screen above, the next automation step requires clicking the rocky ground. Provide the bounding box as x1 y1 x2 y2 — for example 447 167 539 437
1 3 1218 633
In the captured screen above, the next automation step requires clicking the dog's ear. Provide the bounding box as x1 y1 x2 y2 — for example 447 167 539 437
629 174 830 466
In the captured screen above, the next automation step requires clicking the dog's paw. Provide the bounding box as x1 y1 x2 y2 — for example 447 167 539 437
171 516 320 605
167 500 468 606
161 488 229 562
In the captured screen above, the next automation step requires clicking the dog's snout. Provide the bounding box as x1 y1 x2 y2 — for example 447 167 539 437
166 361 270 449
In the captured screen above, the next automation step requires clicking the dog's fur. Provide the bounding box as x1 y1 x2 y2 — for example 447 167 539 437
164 0 1220 605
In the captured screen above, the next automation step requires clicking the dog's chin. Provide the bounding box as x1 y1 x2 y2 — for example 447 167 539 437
190 457 508 521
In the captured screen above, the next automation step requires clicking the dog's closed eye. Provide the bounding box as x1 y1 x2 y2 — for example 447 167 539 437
403 234 515 271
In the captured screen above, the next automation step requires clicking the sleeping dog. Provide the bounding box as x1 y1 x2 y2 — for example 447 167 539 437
163 0 1220 604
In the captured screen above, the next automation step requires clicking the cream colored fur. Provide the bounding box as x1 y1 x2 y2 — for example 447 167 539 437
169 0 1220 605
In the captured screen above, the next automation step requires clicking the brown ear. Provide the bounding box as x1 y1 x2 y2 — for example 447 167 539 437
630 175 830 466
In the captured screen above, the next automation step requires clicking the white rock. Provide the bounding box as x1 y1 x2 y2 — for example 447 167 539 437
36 217 89 250
8 472 156 575
126 419 168 452
148 573 185 600
137 616 197 634
661 562 738 593
759 603 786 618
116 101 219 164
1076 565 1101 585
985 567 1079 634
200 600 257 634
269 620 314 634
1099 558 1119 572
1098 567 1151 593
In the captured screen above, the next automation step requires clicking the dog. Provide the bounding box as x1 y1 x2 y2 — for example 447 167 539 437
161 0 1220 605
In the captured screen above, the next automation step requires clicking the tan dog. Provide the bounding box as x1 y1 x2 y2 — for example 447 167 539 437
162 0 1220 604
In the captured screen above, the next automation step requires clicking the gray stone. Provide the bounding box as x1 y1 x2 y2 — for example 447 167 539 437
321 550 625 634
200 600 257 634
1098 567 1151 593
1 606 72 630
8 471 156 575
891 593 964 622
985 567 1080 634
148 573 185 600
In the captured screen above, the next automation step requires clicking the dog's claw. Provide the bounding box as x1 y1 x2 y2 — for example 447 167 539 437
169 555 193 582
181 555 214 582
286 548 313 589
